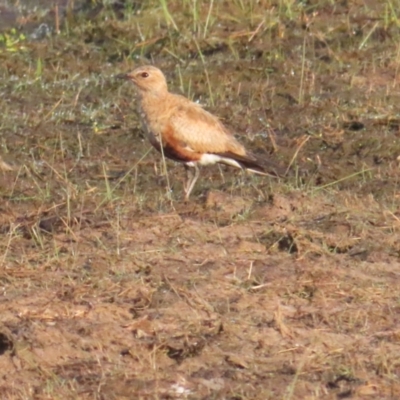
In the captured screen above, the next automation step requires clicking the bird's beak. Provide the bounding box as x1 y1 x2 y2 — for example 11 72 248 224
116 72 137 84
115 72 129 80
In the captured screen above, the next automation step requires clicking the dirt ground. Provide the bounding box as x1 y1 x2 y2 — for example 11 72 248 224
1 1 400 399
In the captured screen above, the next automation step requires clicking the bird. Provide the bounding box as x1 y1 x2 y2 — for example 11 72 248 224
117 65 280 200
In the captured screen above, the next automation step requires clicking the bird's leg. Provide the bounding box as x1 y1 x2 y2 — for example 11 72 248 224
183 165 192 195
183 164 200 201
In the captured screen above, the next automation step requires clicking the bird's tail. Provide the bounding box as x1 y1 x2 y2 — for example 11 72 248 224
220 151 284 178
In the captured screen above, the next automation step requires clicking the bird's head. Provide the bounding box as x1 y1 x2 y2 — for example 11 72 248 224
117 65 168 95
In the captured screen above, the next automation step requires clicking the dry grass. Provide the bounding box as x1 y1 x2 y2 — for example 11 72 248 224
1 0 400 399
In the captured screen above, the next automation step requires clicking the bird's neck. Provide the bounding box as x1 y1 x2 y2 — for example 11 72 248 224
138 90 169 111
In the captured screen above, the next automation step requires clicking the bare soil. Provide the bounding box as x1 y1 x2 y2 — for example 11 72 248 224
1 1 400 399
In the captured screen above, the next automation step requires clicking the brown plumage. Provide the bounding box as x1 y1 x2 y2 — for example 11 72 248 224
117 65 279 200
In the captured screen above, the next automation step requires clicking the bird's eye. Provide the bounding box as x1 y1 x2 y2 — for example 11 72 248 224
141 72 149 78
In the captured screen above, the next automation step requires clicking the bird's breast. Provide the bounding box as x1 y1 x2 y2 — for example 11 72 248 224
136 103 160 144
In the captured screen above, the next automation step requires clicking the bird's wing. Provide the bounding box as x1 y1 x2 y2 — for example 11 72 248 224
164 97 246 156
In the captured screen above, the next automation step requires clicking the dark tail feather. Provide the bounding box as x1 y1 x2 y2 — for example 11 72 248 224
219 151 284 178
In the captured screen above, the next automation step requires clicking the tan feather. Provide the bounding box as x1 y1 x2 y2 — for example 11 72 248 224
118 65 280 200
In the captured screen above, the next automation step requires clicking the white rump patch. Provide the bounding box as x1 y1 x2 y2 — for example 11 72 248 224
185 153 270 176
198 154 223 165
195 153 242 168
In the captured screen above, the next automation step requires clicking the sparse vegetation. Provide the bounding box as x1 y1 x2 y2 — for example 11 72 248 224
1 0 400 399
